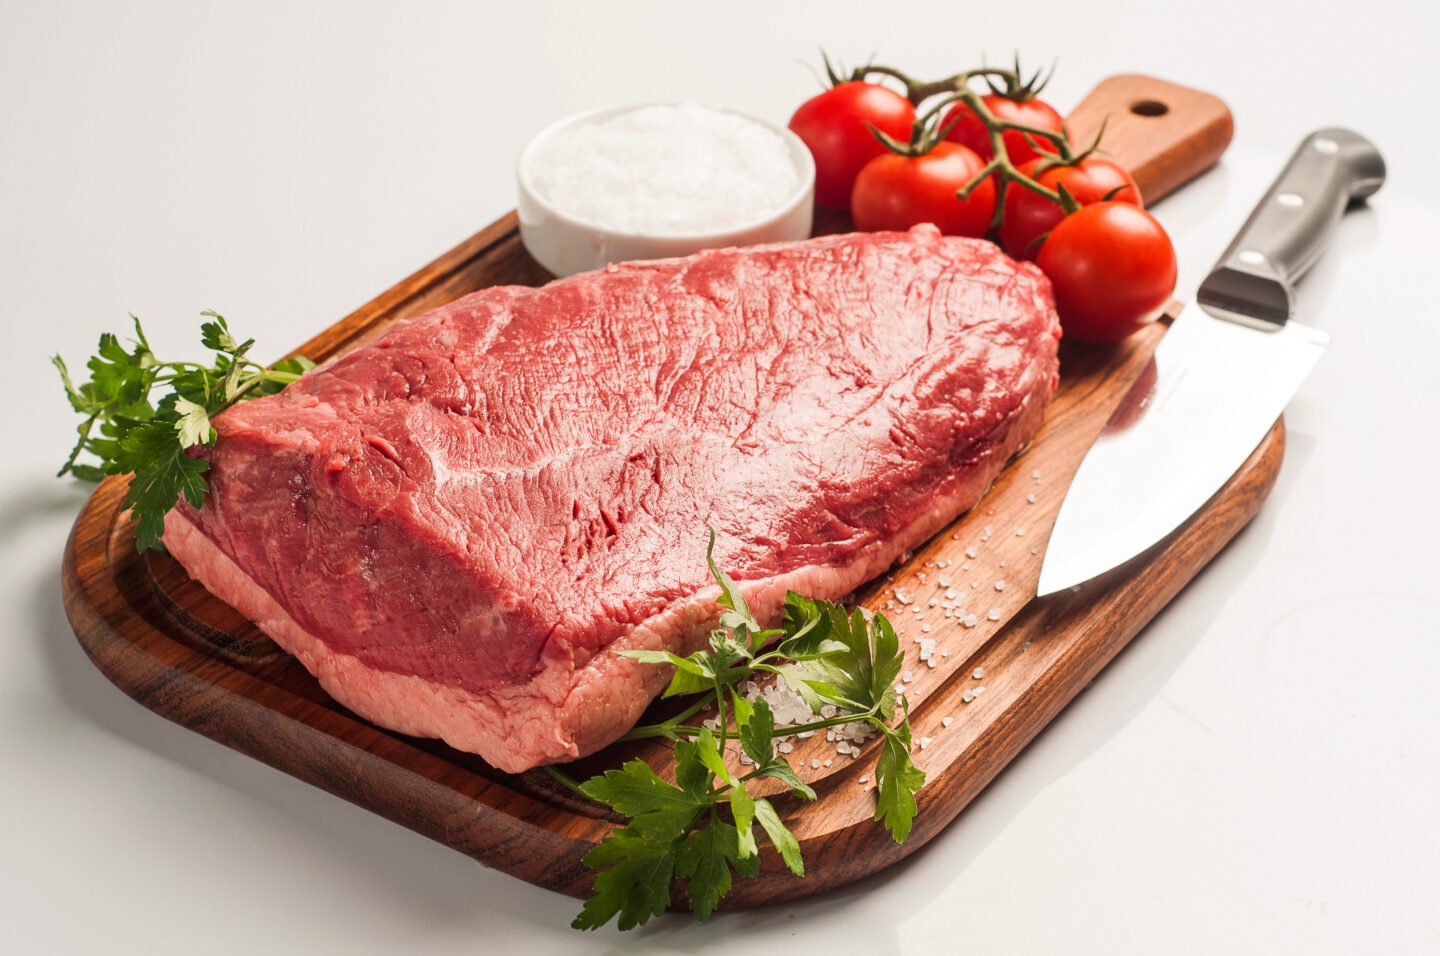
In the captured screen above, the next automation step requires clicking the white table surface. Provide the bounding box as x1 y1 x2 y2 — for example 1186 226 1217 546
4 2 1437 952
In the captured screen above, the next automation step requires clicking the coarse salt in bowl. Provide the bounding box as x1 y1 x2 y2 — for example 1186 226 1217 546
517 102 814 277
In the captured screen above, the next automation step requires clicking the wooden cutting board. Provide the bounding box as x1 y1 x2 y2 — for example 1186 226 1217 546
62 75 1259 908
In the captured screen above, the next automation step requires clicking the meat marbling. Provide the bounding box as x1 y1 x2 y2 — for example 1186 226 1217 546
162 225 1061 773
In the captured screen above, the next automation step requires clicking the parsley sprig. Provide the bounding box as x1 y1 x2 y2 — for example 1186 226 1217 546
565 535 926 931
53 313 314 550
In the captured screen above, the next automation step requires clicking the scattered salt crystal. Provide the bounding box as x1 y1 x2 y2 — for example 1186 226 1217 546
902 671 914 683
965 546 979 559
1030 545 1040 555
961 561 972 571
1032 469 1043 480
973 666 986 680
971 580 980 589
927 659 937 669
919 736 934 750
962 690 976 703
921 624 931 633
1027 493 1038 504
810 758 821 769
941 650 950 657
987 607 1002 621
796 730 815 739
919 638 935 660
928 598 939 608
938 575 952 587
973 686 986 696
962 613 978 628
945 587 960 600
820 704 837 718
823 759 833 768
994 579 1006 592
941 716 955 727
1014 527 1026 537
777 741 794 754
859 774 871 784
937 559 950 569
982 525 994 540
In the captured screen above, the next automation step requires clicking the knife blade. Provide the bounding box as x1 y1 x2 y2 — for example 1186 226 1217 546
1036 128 1386 597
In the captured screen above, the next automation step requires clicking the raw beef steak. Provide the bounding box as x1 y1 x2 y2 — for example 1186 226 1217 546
163 225 1061 773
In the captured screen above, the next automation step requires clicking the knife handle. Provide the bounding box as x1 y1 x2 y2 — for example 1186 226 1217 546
1202 129 1386 328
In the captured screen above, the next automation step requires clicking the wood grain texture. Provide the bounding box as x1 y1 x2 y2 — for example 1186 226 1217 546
1064 74 1233 204
61 76 1268 907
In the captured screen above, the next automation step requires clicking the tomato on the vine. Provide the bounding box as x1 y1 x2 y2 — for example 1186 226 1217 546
941 94 1064 166
789 81 916 210
850 141 995 237
1036 202 1177 344
1000 156 1142 260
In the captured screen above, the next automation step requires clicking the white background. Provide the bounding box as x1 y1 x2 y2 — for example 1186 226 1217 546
3 2 1438 953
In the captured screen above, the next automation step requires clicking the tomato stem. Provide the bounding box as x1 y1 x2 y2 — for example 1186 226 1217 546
851 63 1021 107
839 55 1101 233
925 86 1082 227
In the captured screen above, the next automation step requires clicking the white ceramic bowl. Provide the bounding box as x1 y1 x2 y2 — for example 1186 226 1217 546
516 103 815 278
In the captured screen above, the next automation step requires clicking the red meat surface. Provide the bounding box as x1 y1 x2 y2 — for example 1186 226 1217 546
164 225 1061 773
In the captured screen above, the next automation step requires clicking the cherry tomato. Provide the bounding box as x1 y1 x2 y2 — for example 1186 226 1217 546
941 94 1065 166
1000 156 1142 260
789 82 916 210
850 142 995 237
1036 202 1177 344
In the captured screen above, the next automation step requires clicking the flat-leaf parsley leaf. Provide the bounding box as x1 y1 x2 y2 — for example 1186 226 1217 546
564 537 926 930
54 312 314 549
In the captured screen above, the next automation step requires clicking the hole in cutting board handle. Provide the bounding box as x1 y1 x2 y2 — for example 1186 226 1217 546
1129 99 1170 117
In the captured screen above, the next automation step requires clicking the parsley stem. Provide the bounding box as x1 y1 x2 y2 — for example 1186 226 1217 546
57 412 99 477
625 709 879 744
541 765 587 797
619 696 713 741
714 683 730 753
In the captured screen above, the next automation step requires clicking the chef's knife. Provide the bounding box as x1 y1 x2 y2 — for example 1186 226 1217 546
1037 128 1385 597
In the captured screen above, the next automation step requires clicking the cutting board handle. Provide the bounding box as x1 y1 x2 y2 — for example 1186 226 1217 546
1065 74 1233 204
